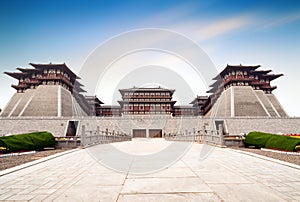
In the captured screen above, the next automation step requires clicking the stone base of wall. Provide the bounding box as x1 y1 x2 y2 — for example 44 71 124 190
224 117 300 135
0 117 70 137
1 116 300 138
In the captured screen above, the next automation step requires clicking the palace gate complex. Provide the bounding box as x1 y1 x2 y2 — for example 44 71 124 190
1 63 300 142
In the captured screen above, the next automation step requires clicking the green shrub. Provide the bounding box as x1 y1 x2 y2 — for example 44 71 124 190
0 134 35 152
0 131 55 153
265 135 300 152
244 131 273 148
245 131 300 152
26 131 55 151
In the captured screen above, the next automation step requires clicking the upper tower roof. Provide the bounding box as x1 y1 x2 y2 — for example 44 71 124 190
5 62 86 94
29 63 80 80
119 86 175 95
213 64 261 79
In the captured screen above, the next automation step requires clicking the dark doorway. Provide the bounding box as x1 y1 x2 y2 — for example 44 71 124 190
66 121 78 136
215 120 224 131
149 129 162 138
133 129 147 138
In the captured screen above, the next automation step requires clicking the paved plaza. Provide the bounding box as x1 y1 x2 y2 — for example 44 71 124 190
0 139 300 201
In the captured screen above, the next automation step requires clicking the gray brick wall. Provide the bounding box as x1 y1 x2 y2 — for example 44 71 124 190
0 117 69 137
1 116 300 138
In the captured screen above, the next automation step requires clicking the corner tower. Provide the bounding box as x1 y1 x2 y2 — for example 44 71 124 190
204 64 287 117
1 63 90 117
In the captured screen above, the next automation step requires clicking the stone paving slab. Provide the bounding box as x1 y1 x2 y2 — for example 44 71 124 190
0 139 300 201
195 170 252 184
121 178 212 194
209 183 287 202
52 185 122 202
118 193 222 202
127 166 197 178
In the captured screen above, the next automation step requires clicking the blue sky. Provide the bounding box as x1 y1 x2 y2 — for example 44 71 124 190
0 0 300 116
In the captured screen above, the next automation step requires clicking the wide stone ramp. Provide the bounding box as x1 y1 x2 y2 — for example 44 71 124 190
267 94 288 117
205 86 283 118
22 85 58 116
233 86 267 116
210 87 231 118
255 90 278 117
10 89 35 117
61 86 73 116
2 85 89 117
0 93 22 117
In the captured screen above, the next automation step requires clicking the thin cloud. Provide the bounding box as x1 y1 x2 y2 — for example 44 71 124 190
142 3 197 27
165 15 252 43
142 7 252 43
189 15 251 41
259 11 300 30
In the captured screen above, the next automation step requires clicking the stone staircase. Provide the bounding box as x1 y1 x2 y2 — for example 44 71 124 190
210 88 231 118
10 89 35 117
254 90 278 117
61 87 73 117
0 93 22 117
266 94 288 117
22 85 58 116
233 86 267 116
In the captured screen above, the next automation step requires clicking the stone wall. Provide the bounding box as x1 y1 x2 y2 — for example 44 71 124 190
0 117 69 137
224 117 300 135
78 115 216 137
1 116 300 138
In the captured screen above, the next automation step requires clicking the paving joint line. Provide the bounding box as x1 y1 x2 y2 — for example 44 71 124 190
119 191 217 195
0 148 81 177
116 155 134 202
225 148 300 170
179 159 224 200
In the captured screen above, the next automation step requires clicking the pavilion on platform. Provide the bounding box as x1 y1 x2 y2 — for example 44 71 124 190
1 63 287 118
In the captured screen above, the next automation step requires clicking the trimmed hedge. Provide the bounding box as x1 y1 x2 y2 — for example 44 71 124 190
244 131 273 148
265 135 300 152
0 131 55 153
245 131 300 152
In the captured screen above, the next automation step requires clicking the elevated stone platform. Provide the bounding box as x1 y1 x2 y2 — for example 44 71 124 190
207 86 288 118
1 85 87 117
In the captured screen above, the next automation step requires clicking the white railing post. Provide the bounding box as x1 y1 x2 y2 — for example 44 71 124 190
81 125 86 146
203 125 207 144
218 124 225 146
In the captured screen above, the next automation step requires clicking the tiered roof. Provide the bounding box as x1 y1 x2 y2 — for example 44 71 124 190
118 86 176 105
207 64 283 94
5 63 93 115
29 63 80 79
213 64 260 79
119 86 175 95
5 63 82 93
201 64 284 115
190 96 208 105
